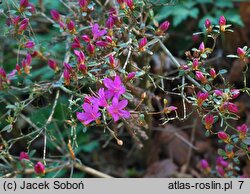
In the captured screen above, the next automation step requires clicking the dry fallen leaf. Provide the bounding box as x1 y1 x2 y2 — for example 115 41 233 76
144 159 177 178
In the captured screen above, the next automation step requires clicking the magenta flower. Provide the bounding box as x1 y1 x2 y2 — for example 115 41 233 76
16 64 21 75
25 40 35 48
87 43 95 55
127 72 136 80
20 0 29 8
109 55 116 68
92 23 107 40
210 68 216 78
50 9 60 22
164 106 177 114
103 75 126 99
199 42 205 53
200 159 209 170
77 103 101 125
11 16 20 26
138 37 147 51
74 50 85 64
195 71 207 83
63 69 70 86
192 59 199 70
71 37 82 49
237 123 248 133
204 114 214 130
216 166 225 177
19 152 29 161
64 62 73 73
106 17 115 29
158 21 170 32
216 157 228 168
218 131 229 141
197 91 209 106
79 64 87 74
221 102 238 113
18 18 29 34
22 53 32 74
237 47 246 59
95 40 109 47
126 0 134 9
67 20 75 33
219 16 226 32
107 98 130 122
219 15 226 26
231 89 240 99
97 88 108 107
205 19 211 28
214 89 223 96
0 68 6 80
81 35 91 42
79 0 88 10
34 162 45 175
48 59 58 71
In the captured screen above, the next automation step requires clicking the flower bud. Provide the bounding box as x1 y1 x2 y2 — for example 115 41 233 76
34 162 45 175
48 59 58 72
218 131 229 142
87 43 95 55
71 37 82 49
64 62 73 73
219 16 226 32
138 37 147 52
205 19 211 28
126 0 135 9
204 114 214 130
197 92 209 107
95 41 109 47
19 152 29 161
195 71 207 83
25 40 35 48
163 106 177 114
79 64 87 74
156 21 170 35
67 20 76 34
63 69 70 86
127 72 136 80
159 21 170 32
81 35 91 42
231 89 240 99
200 159 209 170
192 59 199 70
20 0 29 8
199 42 205 53
210 68 216 79
50 9 60 22
78 0 88 11
18 18 29 34
237 47 246 59
109 55 116 68
16 64 21 75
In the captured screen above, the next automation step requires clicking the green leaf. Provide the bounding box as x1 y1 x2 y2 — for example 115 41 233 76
82 141 99 153
227 54 239 58
205 84 211 91
1 125 13 133
215 1 233 8
219 69 228 75
217 148 226 157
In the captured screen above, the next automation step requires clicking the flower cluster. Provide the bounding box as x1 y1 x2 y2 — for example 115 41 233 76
19 152 45 175
77 75 130 125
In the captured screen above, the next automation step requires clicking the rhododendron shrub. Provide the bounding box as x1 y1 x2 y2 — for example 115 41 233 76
0 0 250 178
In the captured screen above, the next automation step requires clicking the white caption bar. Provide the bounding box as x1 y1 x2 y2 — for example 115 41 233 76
0 178 248 194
